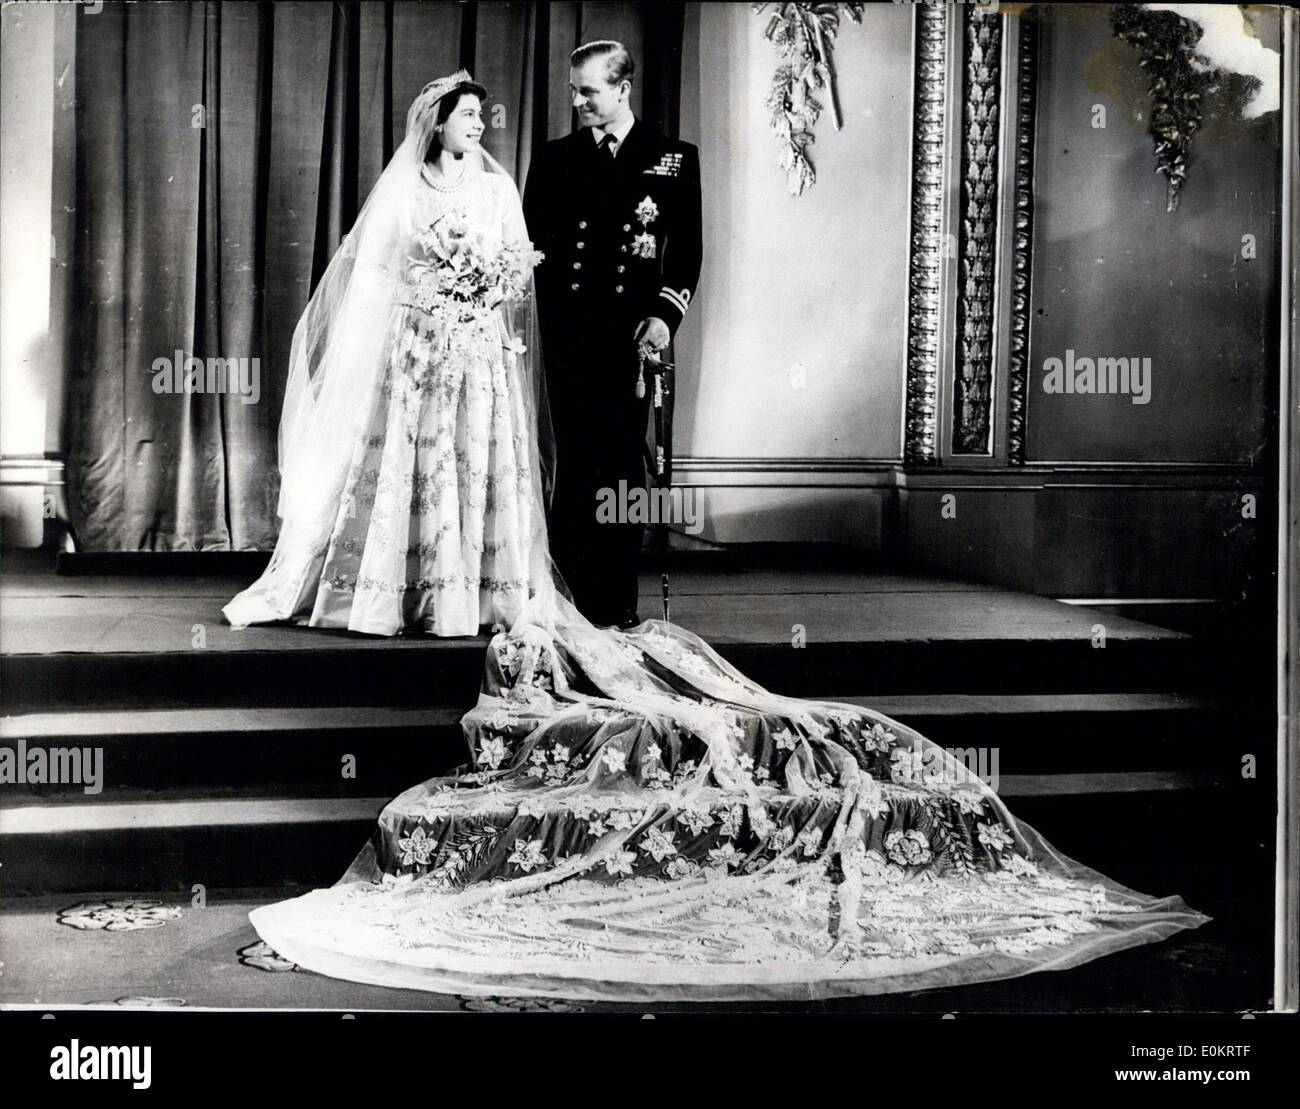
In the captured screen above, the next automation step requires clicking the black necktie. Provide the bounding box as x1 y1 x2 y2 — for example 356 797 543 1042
599 133 617 162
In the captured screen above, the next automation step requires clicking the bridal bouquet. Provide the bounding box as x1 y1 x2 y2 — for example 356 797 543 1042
407 212 544 322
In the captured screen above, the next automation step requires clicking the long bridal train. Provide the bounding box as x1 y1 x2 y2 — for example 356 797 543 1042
235 72 1208 1002
249 594 1209 1002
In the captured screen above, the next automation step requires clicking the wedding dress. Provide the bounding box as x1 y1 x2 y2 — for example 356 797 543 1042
239 73 1208 1002
222 115 543 636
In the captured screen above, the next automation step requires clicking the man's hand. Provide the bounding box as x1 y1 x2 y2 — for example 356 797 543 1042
633 317 670 355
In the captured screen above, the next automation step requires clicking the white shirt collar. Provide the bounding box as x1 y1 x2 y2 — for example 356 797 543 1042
592 115 636 154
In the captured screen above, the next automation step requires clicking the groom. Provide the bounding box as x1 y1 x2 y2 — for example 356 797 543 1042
524 40 702 629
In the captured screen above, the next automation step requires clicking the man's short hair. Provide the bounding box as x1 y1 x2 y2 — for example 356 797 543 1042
570 40 635 86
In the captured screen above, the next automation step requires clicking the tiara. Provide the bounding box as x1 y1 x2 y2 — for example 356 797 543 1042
413 69 475 115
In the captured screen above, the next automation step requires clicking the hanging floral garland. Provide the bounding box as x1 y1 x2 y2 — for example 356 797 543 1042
1109 4 1226 213
754 3 864 196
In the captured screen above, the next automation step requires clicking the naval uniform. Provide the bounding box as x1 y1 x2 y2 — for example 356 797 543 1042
523 118 702 626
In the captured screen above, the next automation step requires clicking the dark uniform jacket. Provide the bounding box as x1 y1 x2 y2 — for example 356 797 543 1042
523 119 703 346
521 119 701 626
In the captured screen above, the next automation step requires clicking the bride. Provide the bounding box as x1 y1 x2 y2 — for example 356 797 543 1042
229 73 1207 1002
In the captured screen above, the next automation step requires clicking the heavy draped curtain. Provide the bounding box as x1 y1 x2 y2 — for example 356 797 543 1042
66 0 685 550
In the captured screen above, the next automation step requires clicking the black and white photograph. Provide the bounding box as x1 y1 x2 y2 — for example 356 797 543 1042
0 0 1296 1086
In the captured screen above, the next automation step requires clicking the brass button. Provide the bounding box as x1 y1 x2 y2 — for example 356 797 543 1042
616 285 624 293
570 282 580 291
623 223 631 232
576 242 585 249
573 262 581 270
578 220 588 229
617 265 626 273
621 244 628 253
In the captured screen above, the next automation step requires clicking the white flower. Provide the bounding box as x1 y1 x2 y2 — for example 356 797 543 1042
608 809 641 833
885 828 933 867
859 788 890 821
639 827 678 862
770 826 795 851
796 827 823 857
772 727 798 752
507 838 547 873
1005 853 1039 878
398 825 438 866
676 805 714 836
664 856 700 881
478 736 509 770
858 849 906 885
603 849 636 877
672 758 700 784
708 842 743 870
862 723 897 752
978 822 1015 854
748 805 774 841
951 788 988 816
485 708 511 730
600 745 627 774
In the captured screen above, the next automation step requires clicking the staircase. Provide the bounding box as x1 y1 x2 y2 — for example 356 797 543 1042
0 560 1272 932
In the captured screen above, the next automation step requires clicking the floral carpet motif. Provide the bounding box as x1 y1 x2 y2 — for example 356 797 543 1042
56 900 182 932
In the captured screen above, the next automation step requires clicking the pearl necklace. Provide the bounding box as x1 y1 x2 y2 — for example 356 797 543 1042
422 160 467 192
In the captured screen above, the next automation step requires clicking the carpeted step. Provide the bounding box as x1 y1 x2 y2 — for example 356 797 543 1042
0 707 469 800
0 691 1255 801
0 633 1219 714
0 769 1246 896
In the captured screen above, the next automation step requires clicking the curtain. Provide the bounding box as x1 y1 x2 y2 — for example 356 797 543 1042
66 0 686 550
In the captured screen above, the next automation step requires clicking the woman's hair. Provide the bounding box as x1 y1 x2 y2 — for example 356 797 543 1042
570 40 634 87
424 80 489 161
